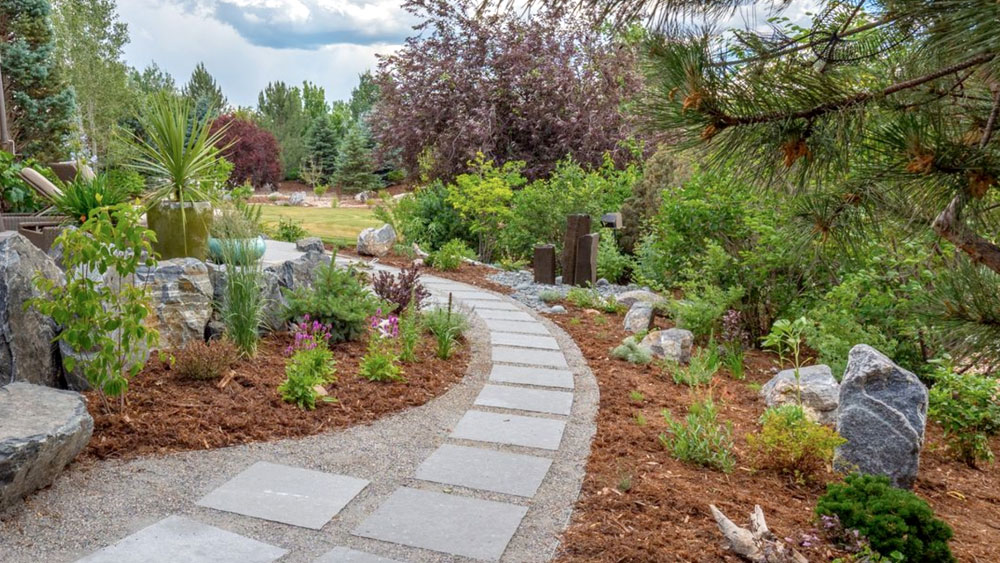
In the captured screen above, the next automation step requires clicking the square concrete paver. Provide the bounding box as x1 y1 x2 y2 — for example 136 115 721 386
450 410 566 450
415 444 553 497
313 547 401 563
196 462 369 530
76 515 287 563
353 487 527 561
474 384 573 415
462 299 521 311
450 290 503 301
491 332 560 350
490 365 574 389
476 309 536 322
484 319 549 335
492 346 568 368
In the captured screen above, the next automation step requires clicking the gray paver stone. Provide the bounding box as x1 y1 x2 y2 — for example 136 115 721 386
450 410 566 450
474 384 573 415
489 365 574 389
415 444 552 497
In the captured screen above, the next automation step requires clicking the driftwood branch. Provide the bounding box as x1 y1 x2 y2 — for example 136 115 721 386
709 504 809 563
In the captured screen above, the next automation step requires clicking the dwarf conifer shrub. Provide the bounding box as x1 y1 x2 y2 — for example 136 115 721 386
284 264 384 342
816 474 955 563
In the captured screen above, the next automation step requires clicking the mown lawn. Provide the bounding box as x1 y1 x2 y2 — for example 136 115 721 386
259 205 380 247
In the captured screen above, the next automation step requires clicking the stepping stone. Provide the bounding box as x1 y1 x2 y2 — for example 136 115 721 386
476 309 535 322
490 332 560 350
490 365 574 389
484 319 549 335
196 461 368 530
353 487 527 561
462 299 521 311
449 290 503 301
492 346 568 368
76 515 287 563
415 444 552 497
451 410 566 450
474 384 573 415
314 547 401 563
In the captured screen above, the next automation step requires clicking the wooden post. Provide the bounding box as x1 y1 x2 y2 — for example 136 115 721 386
533 244 556 284
574 232 599 287
562 214 591 285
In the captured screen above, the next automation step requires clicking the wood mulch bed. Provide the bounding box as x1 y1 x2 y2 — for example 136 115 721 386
540 305 1000 562
83 332 468 461
338 248 514 296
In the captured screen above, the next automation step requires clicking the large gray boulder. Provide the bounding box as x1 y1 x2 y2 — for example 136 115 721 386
357 224 396 257
834 345 928 488
137 258 213 350
288 191 307 206
260 251 331 330
615 289 665 309
0 382 93 511
0 232 65 387
639 328 693 364
761 364 840 425
295 237 324 253
623 302 654 333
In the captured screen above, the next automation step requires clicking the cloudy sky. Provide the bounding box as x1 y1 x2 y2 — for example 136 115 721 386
117 0 820 109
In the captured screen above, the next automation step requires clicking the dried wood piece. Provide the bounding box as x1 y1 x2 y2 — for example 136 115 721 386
709 504 809 563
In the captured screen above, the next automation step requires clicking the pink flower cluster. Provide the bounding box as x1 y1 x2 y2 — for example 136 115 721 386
369 309 399 339
287 314 333 355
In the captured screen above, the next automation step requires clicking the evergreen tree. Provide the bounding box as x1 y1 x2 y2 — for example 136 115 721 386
51 0 133 163
305 115 340 183
0 0 76 160
182 62 227 115
348 71 378 123
333 123 381 193
257 80 309 179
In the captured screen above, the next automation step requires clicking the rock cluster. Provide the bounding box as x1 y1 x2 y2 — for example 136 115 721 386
0 382 93 510
834 345 928 488
760 365 840 425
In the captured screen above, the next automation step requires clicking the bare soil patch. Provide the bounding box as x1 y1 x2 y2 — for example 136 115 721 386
83 332 468 461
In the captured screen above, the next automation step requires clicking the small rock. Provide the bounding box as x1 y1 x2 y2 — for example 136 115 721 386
0 383 94 510
295 237 324 253
555 276 563 285
549 305 566 314
640 328 693 363
288 191 307 206
615 289 666 309
357 224 397 257
313 385 328 397
596 278 610 287
354 190 375 203
761 365 839 425
623 302 654 333
834 345 928 489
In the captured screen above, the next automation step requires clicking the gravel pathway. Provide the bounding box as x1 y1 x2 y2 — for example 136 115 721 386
0 256 598 563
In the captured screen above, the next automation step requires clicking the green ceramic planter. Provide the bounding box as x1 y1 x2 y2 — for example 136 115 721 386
147 200 213 260
208 235 267 265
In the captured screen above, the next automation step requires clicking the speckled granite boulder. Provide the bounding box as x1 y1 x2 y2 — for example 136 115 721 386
357 224 396 257
640 328 693 364
0 383 93 511
761 364 840 425
615 289 665 309
834 345 928 488
623 302 654 333
0 232 65 387
295 237 325 253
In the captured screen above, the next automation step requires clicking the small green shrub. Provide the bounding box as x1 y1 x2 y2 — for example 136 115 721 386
816 474 955 563
394 182 472 252
722 345 745 380
274 217 307 242
668 283 744 339
359 310 404 382
747 405 845 477
423 306 468 359
596 228 633 283
398 307 421 363
497 256 529 271
566 286 622 313
172 339 239 380
659 396 735 472
283 264 384 342
428 238 476 271
538 289 563 303
279 320 336 409
612 337 652 364
669 343 719 386
50 173 132 224
928 357 1000 466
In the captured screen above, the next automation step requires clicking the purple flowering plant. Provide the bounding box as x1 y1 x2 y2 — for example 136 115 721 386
286 313 333 356
369 308 400 340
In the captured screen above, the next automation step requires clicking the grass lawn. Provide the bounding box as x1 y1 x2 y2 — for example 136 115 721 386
260 205 380 247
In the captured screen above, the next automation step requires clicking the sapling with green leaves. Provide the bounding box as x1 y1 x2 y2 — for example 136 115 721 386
762 317 812 405
30 204 160 413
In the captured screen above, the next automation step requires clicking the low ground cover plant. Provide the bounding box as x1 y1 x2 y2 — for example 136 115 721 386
747 405 845 478
816 474 955 562
566 286 621 313
279 317 336 409
659 395 735 473
928 357 1000 466
284 264 384 342
31 204 159 412
612 336 652 365
172 339 239 380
